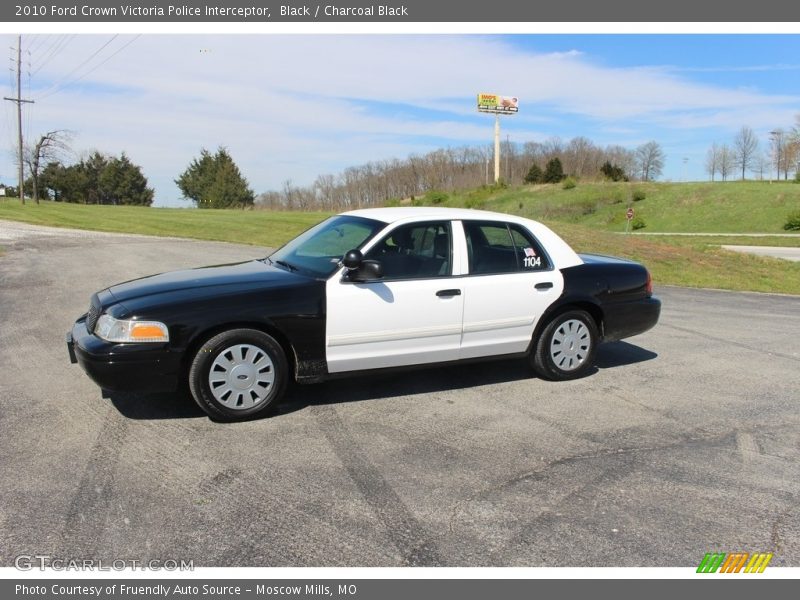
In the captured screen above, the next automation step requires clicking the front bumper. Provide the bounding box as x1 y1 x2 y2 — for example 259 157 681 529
67 318 182 393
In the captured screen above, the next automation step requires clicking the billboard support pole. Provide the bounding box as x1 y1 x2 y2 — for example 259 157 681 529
494 113 500 184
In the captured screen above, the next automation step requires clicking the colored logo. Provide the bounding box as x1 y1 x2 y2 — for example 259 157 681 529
696 552 773 573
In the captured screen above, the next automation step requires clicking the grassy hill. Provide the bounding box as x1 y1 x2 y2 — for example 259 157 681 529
1 182 799 295
427 180 800 234
0 200 327 247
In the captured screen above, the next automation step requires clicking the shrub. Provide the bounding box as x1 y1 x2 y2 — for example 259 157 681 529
562 177 577 190
493 179 508 190
543 158 565 183
632 189 646 202
631 217 646 230
784 210 800 231
425 190 448 204
384 198 401 207
525 164 543 184
601 161 629 182
411 196 425 207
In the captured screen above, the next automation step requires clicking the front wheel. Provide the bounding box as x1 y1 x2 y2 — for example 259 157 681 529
189 328 288 421
531 309 599 381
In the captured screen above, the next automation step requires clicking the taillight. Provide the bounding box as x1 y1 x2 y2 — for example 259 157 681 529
645 270 653 297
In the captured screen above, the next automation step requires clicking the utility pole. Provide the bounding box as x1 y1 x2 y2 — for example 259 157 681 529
493 113 500 184
4 35 34 204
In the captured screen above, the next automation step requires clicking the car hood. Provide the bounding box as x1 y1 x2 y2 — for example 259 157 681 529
106 260 305 304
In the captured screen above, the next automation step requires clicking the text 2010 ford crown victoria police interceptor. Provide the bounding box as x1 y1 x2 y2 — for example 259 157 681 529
68 207 661 421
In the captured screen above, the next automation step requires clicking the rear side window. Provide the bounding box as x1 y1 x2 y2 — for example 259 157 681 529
464 221 550 274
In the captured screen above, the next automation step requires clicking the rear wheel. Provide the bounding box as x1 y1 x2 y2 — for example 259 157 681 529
189 328 288 421
531 309 598 380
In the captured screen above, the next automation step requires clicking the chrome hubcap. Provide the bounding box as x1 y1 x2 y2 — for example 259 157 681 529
209 344 275 410
550 319 591 372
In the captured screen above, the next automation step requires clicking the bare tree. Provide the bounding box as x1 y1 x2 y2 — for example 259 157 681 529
636 141 665 181
24 130 73 204
782 138 799 180
750 152 771 180
705 143 720 181
718 144 735 181
769 129 785 180
252 137 657 211
733 126 759 180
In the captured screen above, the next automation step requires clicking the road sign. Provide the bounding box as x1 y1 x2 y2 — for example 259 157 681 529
626 208 634 220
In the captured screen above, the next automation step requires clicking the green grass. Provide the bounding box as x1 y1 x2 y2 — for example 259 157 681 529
439 180 800 235
0 200 326 248
546 222 800 295
1 193 799 295
631 234 800 248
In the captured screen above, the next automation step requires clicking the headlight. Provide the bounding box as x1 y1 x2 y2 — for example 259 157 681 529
95 314 169 343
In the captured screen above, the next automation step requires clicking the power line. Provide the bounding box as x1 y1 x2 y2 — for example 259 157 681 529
31 34 74 77
34 35 118 100
36 35 140 101
25 34 50 56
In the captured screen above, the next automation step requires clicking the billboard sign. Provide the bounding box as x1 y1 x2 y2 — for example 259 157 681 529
477 93 519 113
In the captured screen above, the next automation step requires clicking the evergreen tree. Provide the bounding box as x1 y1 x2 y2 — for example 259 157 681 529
543 157 565 183
176 147 254 208
600 161 628 182
524 163 543 184
35 153 153 205
98 153 154 205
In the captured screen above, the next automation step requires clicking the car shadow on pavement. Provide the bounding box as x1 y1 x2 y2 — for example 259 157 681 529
594 340 658 369
105 388 206 420
103 341 657 420
277 340 658 417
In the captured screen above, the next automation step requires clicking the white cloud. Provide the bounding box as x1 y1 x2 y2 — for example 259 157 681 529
1 34 797 204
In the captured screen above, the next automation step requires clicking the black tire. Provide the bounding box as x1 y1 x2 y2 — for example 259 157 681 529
531 309 599 381
188 328 288 421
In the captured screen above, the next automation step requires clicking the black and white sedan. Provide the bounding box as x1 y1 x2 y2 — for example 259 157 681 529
68 207 661 421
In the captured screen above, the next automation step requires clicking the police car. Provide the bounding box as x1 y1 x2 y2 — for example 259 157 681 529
68 207 661 421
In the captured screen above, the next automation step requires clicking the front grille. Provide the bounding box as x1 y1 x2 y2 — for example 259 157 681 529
86 299 101 333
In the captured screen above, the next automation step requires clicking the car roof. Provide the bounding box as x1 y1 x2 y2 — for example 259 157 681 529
343 206 535 225
342 206 584 270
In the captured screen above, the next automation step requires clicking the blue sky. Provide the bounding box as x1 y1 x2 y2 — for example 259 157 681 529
1 34 799 206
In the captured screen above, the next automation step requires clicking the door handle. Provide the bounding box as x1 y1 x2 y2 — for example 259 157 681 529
436 289 462 297
535 282 554 290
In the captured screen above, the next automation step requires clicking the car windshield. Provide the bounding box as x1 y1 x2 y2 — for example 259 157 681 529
267 215 385 278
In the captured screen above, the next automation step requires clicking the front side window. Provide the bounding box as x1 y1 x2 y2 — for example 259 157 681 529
464 221 550 274
364 221 452 280
269 215 384 278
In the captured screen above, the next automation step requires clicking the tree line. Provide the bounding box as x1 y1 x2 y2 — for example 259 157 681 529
255 138 665 211
706 119 800 181
16 130 154 205
13 132 667 211
17 140 254 208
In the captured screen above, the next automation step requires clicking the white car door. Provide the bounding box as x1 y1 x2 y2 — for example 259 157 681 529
325 220 465 373
458 220 564 359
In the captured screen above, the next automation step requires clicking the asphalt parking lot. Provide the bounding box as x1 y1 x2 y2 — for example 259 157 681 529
1 220 798 567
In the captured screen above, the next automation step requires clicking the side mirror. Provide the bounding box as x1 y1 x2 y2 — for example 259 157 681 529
353 260 383 282
342 249 382 282
342 249 363 270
